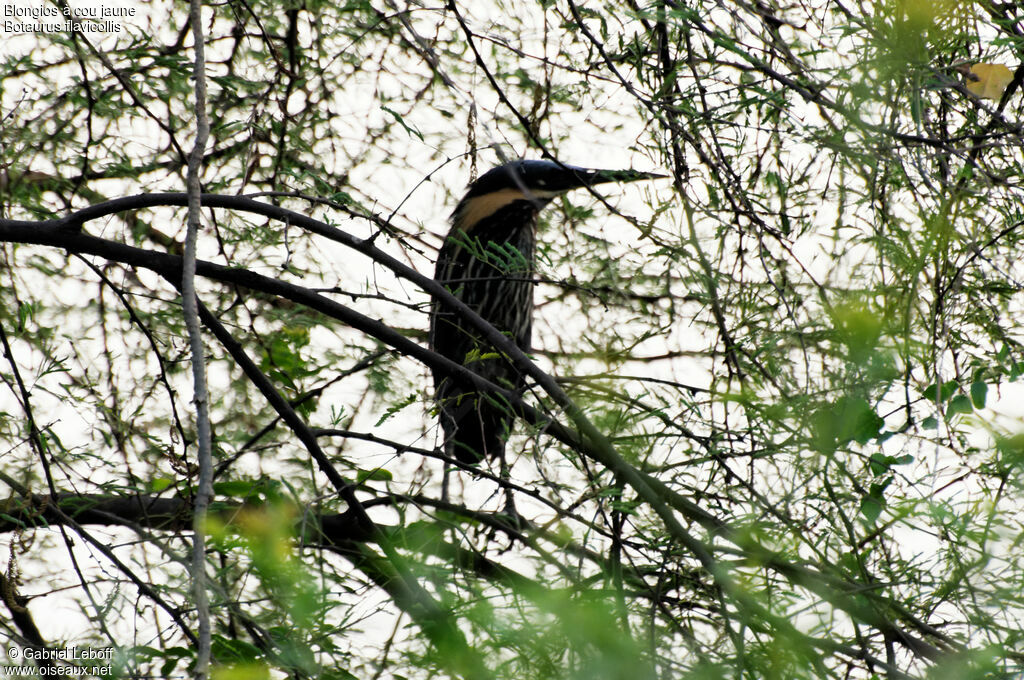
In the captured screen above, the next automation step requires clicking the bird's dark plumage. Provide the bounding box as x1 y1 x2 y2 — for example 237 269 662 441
429 159 661 463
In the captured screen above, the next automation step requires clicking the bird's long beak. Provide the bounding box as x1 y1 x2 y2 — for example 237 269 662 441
564 167 667 190
590 168 666 184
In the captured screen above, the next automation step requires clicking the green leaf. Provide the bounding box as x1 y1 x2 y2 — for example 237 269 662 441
375 393 417 427
211 635 262 663
214 480 259 498
922 379 958 403
946 394 973 417
356 468 393 483
150 477 174 493
994 433 1024 476
381 105 423 140
320 669 360 680
0 513 27 529
860 480 890 524
831 301 883 362
970 380 988 409
868 453 912 476
811 395 884 451
212 663 272 680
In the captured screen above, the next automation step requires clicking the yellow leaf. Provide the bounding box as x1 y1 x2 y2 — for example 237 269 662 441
966 63 1014 101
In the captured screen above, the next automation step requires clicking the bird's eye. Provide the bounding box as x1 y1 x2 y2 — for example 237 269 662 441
536 179 547 186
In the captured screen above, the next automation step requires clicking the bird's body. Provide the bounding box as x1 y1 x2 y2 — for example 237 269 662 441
430 173 542 463
429 160 660 463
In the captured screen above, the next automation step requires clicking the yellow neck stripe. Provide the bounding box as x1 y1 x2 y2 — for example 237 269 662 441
453 187 563 231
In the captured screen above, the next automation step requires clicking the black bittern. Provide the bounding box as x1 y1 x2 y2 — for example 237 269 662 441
429 159 661 463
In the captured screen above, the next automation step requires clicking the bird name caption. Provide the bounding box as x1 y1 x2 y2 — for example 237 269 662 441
5 646 115 676
2 2 136 33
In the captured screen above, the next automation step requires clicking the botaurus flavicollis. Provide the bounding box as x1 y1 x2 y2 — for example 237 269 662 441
429 159 661 463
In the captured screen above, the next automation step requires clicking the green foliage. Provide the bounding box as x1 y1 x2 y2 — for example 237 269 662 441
205 498 328 675
811 396 885 452
3 0 1024 677
212 662 272 680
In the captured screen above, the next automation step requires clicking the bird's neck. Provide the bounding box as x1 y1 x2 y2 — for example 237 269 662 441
452 189 557 232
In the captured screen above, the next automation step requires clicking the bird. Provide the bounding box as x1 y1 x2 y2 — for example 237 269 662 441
428 159 662 464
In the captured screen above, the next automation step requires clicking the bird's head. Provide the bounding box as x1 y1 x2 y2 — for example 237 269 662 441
451 159 663 232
